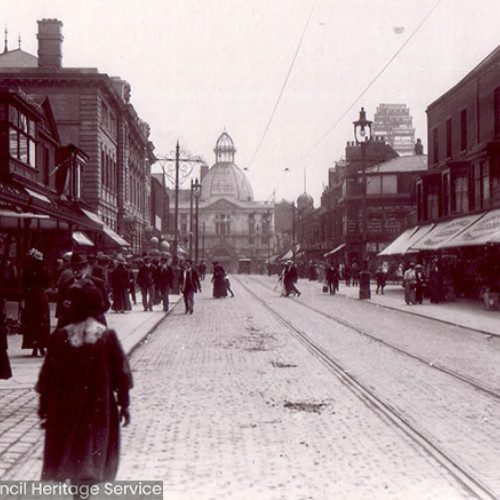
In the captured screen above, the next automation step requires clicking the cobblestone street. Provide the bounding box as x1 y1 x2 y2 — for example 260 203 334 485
1 277 499 499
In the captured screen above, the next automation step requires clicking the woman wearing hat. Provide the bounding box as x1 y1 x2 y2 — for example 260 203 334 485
36 281 133 484
56 252 110 328
21 249 51 357
110 256 132 313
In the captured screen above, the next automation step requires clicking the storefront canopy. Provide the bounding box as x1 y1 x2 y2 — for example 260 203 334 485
80 208 130 248
439 209 500 248
377 227 419 256
411 213 483 251
324 243 346 257
72 231 94 247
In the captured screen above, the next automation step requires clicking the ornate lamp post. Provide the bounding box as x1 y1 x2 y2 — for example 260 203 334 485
353 107 372 299
193 178 202 262
156 143 206 265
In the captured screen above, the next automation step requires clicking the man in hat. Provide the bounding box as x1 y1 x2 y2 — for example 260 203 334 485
179 259 201 314
136 256 155 311
157 255 174 312
403 262 417 305
56 252 110 328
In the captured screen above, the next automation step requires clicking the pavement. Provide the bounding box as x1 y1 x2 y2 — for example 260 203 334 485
1 277 499 497
318 280 500 337
1 297 181 390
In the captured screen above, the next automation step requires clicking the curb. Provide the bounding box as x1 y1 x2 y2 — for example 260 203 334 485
126 298 181 357
336 290 499 339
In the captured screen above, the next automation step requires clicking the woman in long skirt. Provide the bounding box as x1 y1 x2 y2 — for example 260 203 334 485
21 249 51 357
110 257 132 313
212 262 228 298
36 281 133 483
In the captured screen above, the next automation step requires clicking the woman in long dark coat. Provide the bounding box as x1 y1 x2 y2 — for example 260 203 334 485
36 282 133 483
110 257 132 313
21 248 51 357
212 262 228 298
0 296 12 379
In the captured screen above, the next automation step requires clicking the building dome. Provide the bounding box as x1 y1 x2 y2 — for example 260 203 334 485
201 131 253 202
214 131 236 163
297 192 314 210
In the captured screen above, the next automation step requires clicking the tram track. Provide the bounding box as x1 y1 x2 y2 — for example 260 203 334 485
236 275 499 500
243 275 500 401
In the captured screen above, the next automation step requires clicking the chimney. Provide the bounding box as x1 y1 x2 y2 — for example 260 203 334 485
37 19 63 69
415 138 424 155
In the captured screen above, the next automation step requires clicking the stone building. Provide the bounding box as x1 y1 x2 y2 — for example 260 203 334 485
174 131 274 273
0 19 156 254
373 103 416 157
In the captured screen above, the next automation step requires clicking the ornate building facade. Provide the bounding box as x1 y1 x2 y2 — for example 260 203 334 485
175 132 274 273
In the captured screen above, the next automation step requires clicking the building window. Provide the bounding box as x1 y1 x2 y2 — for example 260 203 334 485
8 105 37 167
442 173 450 216
460 109 467 151
366 175 397 194
474 161 490 210
453 175 469 214
446 119 452 158
495 88 500 136
417 181 424 221
216 214 230 236
432 127 439 165
427 185 440 220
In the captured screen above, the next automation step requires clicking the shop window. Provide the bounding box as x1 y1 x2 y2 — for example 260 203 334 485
491 160 500 203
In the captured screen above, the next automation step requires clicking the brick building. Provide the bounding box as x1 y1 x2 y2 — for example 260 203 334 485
0 19 156 254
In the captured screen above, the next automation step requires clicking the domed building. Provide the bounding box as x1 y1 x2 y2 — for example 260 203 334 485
175 131 274 273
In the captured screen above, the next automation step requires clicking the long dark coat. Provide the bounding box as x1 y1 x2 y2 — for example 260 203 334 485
21 261 51 350
283 265 298 294
36 326 133 482
0 298 12 379
110 264 132 312
212 265 227 298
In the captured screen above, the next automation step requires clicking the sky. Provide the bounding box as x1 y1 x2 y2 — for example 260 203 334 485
2 0 500 205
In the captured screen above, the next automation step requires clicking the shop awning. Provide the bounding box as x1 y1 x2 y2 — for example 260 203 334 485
102 226 130 247
72 231 94 247
0 209 50 219
379 224 434 255
324 243 346 257
25 187 52 204
411 213 483 251
80 208 130 248
439 209 499 248
378 227 419 256
0 210 51 230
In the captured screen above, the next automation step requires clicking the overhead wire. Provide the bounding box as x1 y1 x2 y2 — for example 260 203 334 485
277 0 443 194
247 1 316 169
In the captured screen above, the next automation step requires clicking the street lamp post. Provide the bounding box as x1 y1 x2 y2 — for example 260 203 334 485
353 107 372 300
157 142 206 265
193 178 202 262
189 178 194 259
